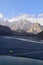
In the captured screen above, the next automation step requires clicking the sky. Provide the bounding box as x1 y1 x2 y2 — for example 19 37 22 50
0 0 43 24
0 0 43 18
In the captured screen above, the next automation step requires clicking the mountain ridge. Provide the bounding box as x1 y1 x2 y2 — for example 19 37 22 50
0 14 43 34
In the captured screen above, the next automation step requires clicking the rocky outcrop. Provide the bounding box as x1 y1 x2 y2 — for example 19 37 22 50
27 23 42 34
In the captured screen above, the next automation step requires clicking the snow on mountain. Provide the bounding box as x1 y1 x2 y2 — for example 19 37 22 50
0 14 42 34
8 14 43 25
8 14 42 34
8 14 30 22
9 14 32 31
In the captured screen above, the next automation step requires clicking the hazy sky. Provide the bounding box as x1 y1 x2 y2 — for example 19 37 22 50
0 0 43 18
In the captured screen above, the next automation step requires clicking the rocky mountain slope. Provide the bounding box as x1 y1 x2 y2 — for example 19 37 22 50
27 23 42 34
9 15 42 34
0 14 43 34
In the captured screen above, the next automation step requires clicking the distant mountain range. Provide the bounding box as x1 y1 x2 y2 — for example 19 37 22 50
0 24 43 40
0 14 43 34
0 25 35 36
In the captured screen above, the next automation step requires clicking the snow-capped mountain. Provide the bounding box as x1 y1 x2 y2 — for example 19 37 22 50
11 20 32 31
9 14 32 31
8 14 30 22
8 14 42 34
0 14 43 34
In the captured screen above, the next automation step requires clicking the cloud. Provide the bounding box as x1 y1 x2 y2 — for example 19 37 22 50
0 13 9 21
6 13 43 25
0 13 4 18
30 14 35 17
28 17 43 25
38 13 43 17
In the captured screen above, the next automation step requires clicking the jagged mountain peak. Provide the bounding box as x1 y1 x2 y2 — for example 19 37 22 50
8 14 43 34
0 14 42 34
8 14 30 22
27 22 42 34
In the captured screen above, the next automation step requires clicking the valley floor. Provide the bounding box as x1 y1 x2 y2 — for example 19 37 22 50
0 36 43 60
